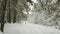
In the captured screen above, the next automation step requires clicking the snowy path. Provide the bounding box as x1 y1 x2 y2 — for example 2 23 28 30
0 23 60 34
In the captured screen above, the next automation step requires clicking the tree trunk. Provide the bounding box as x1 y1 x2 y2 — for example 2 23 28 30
1 0 7 32
12 0 17 23
8 0 11 23
13 10 16 23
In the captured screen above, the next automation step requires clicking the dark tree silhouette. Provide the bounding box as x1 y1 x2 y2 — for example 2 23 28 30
8 0 11 23
1 0 7 32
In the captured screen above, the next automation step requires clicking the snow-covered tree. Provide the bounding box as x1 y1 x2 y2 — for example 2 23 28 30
28 0 60 29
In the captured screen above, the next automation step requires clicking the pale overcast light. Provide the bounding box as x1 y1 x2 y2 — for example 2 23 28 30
32 0 38 3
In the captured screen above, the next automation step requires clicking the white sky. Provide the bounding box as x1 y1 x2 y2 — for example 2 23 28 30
32 0 38 3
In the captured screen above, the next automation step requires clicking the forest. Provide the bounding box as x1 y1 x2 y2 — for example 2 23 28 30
0 0 60 34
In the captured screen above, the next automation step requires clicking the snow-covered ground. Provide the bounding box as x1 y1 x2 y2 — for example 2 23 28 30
0 23 60 34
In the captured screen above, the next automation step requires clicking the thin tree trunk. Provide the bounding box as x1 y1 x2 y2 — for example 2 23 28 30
13 10 16 23
8 0 11 23
13 0 17 23
1 0 7 32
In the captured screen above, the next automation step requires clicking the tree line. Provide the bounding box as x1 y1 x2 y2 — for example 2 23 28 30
0 0 33 32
